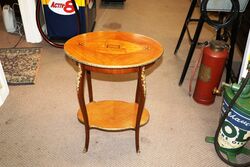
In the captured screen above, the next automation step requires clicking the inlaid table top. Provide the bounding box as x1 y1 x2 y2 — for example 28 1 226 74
64 31 164 69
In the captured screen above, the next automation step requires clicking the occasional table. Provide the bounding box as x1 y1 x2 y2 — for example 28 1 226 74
64 31 163 153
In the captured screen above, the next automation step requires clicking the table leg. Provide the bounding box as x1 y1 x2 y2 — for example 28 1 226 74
135 66 146 153
86 70 93 102
77 64 90 152
135 71 141 104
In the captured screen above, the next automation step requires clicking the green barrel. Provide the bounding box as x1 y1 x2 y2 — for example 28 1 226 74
218 82 250 154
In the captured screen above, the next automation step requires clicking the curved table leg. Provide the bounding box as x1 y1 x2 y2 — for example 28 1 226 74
135 71 141 104
135 66 146 153
86 70 93 102
77 64 90 152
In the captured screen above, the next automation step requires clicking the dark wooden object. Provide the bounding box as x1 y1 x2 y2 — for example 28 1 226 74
237 2 250 54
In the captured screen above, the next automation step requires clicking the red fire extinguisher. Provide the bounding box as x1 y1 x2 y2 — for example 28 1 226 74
193 40 229 105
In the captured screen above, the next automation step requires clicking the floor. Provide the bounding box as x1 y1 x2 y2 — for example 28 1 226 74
0 0 245 167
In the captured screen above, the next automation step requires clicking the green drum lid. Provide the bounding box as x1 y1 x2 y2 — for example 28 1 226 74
223 87 250 115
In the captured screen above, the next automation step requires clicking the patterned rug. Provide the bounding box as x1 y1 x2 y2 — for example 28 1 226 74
0 47 41 85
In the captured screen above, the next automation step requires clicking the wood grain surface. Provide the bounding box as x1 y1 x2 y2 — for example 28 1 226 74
77 100 150 131
64 31 163 69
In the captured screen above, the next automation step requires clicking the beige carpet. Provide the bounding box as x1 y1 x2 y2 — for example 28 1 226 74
0 0 244 166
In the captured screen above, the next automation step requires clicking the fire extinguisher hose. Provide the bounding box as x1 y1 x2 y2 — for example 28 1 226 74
36 0 81 48
188 50 203 96
214 68 250 167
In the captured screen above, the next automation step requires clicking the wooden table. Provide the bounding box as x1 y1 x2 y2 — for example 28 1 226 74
64 31 163 153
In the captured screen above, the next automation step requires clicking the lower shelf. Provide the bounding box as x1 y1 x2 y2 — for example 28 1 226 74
77 100 150 131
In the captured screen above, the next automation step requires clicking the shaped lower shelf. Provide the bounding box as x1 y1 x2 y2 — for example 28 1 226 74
77 100 150 131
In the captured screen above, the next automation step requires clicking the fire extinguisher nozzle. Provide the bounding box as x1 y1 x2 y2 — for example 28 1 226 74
212 87 222 96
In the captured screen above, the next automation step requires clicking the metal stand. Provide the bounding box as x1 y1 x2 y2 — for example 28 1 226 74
174 0 198 55
174 0 241 85
101 0 125 5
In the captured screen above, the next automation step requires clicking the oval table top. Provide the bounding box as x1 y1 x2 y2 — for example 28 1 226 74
64 31 164 69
